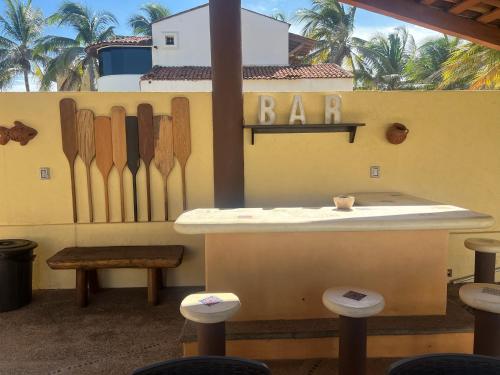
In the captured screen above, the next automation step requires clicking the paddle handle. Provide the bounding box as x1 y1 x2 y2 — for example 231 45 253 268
85 165 93 223
145 163 152 222
132 173 138 222
163 175 168 222
68 160 77 223
103 178 110 223
181 165 187 211
118 170 125 222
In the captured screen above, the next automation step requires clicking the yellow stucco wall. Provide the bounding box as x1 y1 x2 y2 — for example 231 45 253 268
0 91 498 289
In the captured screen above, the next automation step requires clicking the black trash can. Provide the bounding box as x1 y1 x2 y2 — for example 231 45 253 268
0 239 38 312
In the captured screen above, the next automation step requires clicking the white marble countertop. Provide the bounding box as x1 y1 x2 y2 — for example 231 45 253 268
174 192 494 234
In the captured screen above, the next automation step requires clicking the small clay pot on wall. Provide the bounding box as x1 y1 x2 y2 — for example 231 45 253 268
386 123 409 145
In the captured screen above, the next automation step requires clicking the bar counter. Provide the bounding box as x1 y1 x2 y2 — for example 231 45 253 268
175 193 494 321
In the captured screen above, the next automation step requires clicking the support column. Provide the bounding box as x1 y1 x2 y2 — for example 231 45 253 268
339 316 368 375
209 0 245 208
197 322 226 356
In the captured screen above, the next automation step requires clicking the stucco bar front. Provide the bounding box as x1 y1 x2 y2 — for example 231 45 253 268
175 193 494 321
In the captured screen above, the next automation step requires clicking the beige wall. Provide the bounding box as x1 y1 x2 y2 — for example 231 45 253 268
0 91 498 289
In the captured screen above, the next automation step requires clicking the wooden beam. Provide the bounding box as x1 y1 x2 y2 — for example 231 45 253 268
209 0 245 208
340 0 500 50
483 0 500 8
449 0 481 15
477 8 500 23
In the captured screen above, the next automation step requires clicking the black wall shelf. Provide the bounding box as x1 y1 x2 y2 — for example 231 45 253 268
243 123 365 145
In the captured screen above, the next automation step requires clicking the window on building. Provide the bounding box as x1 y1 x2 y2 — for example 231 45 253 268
98 47 152 76
163 32 178 47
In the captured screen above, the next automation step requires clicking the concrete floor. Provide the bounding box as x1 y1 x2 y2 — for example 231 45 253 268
0 287 397 374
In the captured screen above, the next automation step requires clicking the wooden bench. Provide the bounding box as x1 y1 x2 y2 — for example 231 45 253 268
47 246 184 307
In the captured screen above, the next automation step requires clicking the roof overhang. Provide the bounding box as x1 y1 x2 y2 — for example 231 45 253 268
340 0 500 50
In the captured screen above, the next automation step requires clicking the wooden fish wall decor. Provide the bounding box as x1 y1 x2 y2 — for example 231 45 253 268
0 121 38 145
59 98 192 224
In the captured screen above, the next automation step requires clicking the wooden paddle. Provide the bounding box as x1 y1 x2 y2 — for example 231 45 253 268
137 104 154 221
76 109 96 223
172 97 191 211
126 116 140 222
94 116 113 222
153 115 175 221
111 106 127 222
59 98 78 223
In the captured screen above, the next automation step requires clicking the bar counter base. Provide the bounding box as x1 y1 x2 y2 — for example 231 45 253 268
183 332 473 360
205 230 449 320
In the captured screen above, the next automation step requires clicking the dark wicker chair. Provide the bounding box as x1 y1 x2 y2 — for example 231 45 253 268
133 356 271 375
387 353 500 374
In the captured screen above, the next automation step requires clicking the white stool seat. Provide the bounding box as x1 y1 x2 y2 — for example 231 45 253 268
323 286 385 318
180 292 241 324
464 238 500 254
459 283 500 314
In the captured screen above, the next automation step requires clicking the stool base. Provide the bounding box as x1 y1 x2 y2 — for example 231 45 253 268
339 315 367 375
474 252 496 283
197 322 226 356
474 309 500 357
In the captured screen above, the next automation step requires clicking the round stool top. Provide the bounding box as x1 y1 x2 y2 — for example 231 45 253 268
459 283 500 314
322 287 385 318
180 293 241 324
464 238 500 254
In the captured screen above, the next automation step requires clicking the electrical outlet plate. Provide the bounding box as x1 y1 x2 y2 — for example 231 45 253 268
370 166 380 178
40 167 51 180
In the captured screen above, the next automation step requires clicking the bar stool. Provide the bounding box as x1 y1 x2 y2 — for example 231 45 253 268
323 286 385 375
464 238 500 283
459 283 500 357
180 292 240 356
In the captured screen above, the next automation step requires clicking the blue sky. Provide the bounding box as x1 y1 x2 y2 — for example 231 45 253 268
1 0 441 91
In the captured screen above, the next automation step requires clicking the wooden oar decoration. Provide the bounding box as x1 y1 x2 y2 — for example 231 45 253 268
59 98 78 223
137 104 154 221
172 97 192 211
154 115 175 221
76 109 96 222
126 116 140 222
94 116 113 222
111 106 128 222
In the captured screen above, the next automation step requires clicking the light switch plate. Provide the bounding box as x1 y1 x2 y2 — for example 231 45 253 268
370 166 380 178
40 167 51 180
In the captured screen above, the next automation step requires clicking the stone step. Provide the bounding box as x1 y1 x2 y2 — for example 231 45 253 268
181 284 475 359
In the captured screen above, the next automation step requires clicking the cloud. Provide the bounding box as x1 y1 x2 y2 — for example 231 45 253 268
354 24 443 46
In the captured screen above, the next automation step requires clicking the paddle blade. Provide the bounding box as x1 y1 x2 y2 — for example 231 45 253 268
95 116 113 178
172 97 191 166
76 109 96 167
126 116 140 175
153 115 175 178
138 103 155 165
111 106 127 172
60 98 78 162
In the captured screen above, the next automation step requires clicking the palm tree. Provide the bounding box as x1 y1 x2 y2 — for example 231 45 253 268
271 11 289 23
405 35 461 89
356 27 416 90
38 1 117 91
296 0 363 69
128 3 171 36
439 43 500 90
0 0 46 91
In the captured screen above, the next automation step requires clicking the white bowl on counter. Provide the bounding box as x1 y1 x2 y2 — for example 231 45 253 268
333 195 355 210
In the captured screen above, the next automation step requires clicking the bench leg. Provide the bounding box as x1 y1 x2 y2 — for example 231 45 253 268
148 268 160 306
88 270 100 294
76 269 88 307
157 268 164 290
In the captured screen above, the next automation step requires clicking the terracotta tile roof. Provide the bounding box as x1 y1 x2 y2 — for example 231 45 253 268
86 36 152 53
141 64 353 81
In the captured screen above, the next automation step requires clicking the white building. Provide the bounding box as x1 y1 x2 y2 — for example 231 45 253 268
88 4 354 92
